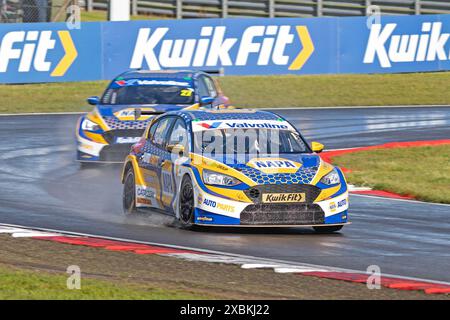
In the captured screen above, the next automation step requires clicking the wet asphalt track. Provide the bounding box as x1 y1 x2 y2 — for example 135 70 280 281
0 106 449 282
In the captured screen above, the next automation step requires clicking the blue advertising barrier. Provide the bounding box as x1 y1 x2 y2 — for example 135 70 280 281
0 14 449 83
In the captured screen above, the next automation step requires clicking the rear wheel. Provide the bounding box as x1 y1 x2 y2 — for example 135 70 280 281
122 169 138 216
313 225 343 233
179 175 195 228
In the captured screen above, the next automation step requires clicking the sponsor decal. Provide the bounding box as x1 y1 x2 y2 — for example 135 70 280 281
136 186 155 199
364 22 450 68
262 193 305 203
142 153 159 165
329 201 337 213
137 198 152 205
116 137 141 144
337 198 347 208
199 122 222 129
197 194 204 205
130 25 314 71
0 30 77 77
247 158 301 174
114 107 154 121
162 172 174 194
197 216 213 222
201 197 235 213
115 79 191 87
193 120 292 131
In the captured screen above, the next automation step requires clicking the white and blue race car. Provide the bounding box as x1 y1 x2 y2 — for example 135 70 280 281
121 109 349 232
76 69 228 163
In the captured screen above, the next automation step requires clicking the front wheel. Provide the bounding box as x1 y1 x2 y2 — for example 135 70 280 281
313 225 343 233
122 169 138 216
178 175 195 229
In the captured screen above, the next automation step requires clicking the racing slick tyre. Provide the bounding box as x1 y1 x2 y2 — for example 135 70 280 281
123 169 138 216
312 225 343 233
179 175 195 229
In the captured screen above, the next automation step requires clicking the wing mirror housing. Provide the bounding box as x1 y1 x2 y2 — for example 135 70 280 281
200 96 214 106
311 141 324 153
87 96 100 105
167 144 185 157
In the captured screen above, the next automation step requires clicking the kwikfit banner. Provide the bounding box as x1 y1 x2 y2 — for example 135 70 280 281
0 14 449 83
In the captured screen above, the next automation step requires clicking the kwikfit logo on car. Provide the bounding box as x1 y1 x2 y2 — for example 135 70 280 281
129 25 314 71
364 22 449 68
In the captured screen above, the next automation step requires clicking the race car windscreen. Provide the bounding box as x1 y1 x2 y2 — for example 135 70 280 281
194 129 309 158
106 83 195 105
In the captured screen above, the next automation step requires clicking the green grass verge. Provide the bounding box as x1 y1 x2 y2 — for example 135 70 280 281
332 145 450 204
1 72 449 113
218 72 450 108
0 265 209 300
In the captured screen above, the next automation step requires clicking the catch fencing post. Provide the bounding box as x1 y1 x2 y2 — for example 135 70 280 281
317 0 323 17
132 0 138 16
222 0 228 18
415 0 421 15
365 0 371 15
86 0 93 12
176 0 182 19
268 0 275 18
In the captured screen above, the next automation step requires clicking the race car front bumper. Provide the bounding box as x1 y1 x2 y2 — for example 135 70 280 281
76 127 144 163
193 186 349 227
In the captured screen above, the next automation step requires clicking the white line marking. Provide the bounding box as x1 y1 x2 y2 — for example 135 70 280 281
0 112 86 117
1 222 449 286
261 105 450 110
0 227 28 233
350 193 450 207
12 232 61 238
240 264 330 273
348 185 372 192
274 267 330 273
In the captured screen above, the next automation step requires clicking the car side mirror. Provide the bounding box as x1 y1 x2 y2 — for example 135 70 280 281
167 144 185 157
200 96 214 106
87 96 100 105
311 141 324 153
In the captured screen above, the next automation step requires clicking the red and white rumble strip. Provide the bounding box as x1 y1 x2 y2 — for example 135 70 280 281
0 224 449 295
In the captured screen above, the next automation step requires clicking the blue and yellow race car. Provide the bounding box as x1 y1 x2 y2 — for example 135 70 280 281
76 69 229 163
121 109 349 232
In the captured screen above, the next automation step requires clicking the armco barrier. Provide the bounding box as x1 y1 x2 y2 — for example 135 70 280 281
0 14 449 83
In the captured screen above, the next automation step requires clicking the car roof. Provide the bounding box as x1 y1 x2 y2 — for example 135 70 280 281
165 109 285 122
117 69 204 80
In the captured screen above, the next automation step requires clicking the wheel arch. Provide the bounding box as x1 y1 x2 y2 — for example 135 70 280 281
121 155 142 184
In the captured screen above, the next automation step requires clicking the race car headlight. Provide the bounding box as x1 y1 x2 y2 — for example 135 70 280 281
202 170 240 186
81 118 101 132
320 169 340 185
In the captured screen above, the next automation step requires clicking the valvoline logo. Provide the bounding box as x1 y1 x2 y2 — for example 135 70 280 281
194 120 292 131
129 25 314 71
199 122 222 129
0 30 77 76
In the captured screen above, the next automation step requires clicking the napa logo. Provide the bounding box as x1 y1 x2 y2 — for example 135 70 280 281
247 157 300 174
0 30 77 76
364 22 450 68
114 107 155 121
130 25 314 71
